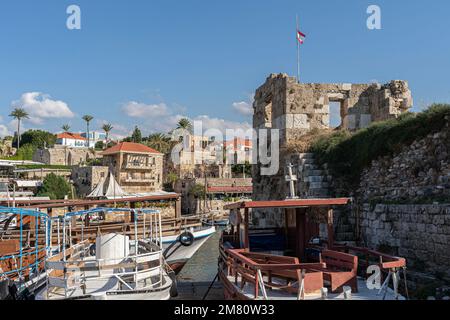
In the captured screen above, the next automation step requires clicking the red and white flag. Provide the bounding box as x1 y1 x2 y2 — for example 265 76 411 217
297 30 306 44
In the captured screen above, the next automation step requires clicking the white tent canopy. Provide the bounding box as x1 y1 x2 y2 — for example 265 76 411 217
87 172 128 199
105 172 127 198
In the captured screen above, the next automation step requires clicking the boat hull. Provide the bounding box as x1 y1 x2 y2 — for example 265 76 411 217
36 274 173 301
163 226 216 273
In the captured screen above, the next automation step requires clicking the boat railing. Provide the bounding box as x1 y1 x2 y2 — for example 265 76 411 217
0 207 50 286
221 248 326 300
45 246 165 299
332 244 408 299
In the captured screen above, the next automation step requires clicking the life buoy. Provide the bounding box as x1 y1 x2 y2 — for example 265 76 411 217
179 231 195 247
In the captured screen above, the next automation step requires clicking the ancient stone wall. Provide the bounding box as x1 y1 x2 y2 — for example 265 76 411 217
253 74 413 145
32 146 100 166
358 129 450 204
360 204 450 283
252 74 413 205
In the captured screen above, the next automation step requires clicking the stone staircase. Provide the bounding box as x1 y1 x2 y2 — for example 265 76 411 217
296 153 331 198
295 153 355 242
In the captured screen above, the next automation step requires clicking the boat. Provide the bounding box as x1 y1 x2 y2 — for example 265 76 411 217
218 199 408 300
0 207 50 300
45 209 215 274
36 208 176 300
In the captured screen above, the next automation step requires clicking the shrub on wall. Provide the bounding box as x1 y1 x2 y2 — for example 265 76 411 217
310 104 450 185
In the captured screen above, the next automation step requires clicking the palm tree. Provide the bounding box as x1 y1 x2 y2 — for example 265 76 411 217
82 115 94 148
176 118 193 132
61 124 71 133
102 123 113 148
9 108 29 149
147 133 171 154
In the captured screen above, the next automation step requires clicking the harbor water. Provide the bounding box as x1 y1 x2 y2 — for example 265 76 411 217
175 229 224 300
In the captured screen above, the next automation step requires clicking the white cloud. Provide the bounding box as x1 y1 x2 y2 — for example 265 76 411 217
11 92 75 124
0 125 11 138
192 115 251 134
121 99 251 139
122 102 169 118
232 101 254 116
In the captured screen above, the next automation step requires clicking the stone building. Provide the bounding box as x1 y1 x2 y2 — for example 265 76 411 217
174 177 252 214
252 74 413 204
102 142 164 194
253 73 413 144
251 73 413 228
71 165 110 198
32 145 100 166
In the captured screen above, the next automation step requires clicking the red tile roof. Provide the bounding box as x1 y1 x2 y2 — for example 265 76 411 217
207 186 253 194
223 138 253 151
102 142 162 155
57 132 86 140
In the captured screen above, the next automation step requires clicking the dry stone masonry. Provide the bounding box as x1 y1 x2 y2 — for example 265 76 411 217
251 73 449 292
253 74 413 144
360 204 450 284
359 128 450 203
253 73 413 206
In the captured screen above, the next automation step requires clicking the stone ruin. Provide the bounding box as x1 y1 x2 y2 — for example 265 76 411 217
253 73 413 145
251 73 413 227
0 139 16 158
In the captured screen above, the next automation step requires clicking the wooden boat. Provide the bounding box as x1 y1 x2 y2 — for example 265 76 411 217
45 209 215 274
36 208 175 300
218 199 408 300
0 207 49 300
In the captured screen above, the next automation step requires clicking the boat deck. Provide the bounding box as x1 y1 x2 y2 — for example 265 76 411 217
38 265 172 300
226 274 404 300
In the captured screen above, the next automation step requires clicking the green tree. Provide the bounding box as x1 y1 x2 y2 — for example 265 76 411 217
166 172 178 189
16 144 36 160
232 161 252 177
131 126 142 143
82 115 94 148
189 183 206 199
176 118 193 132
61 124 71 132
20 129 57 149
37 173 71 200
102 123 113 147
9 108 29 149
147 133 171 154
95 141 104 150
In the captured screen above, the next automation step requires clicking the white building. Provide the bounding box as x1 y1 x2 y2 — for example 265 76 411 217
81 131 107 146
56 132 87 148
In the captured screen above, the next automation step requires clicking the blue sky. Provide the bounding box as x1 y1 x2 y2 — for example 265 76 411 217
1 0 449 138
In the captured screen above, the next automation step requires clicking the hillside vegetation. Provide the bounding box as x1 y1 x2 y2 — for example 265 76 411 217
309 104 450 185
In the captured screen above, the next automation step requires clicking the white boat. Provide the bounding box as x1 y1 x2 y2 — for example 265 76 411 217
36 208 176 300
161 225 216 273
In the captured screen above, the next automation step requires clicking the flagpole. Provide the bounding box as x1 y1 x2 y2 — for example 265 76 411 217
296 14 300 84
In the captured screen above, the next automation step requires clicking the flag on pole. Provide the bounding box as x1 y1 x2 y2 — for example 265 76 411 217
297 30 306 44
